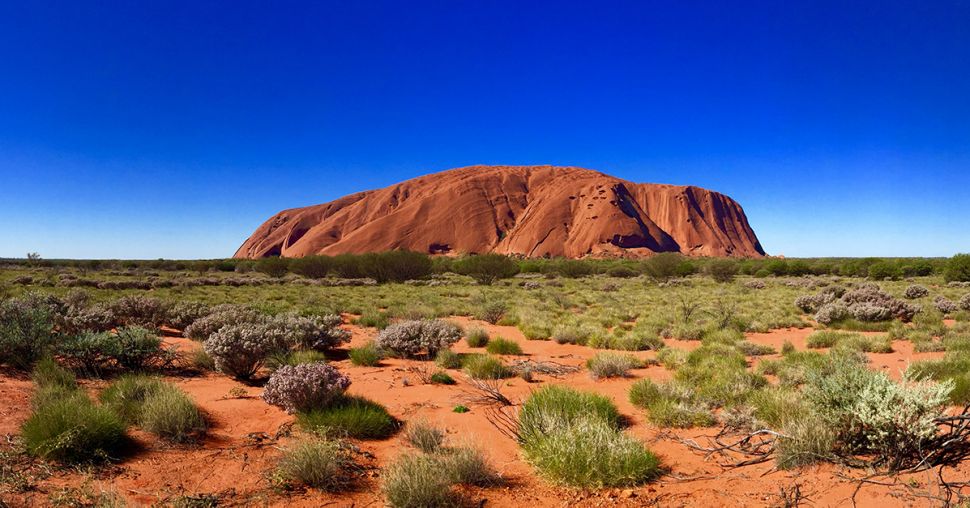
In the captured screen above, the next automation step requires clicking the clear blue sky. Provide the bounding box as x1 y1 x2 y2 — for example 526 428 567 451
1 1 968 259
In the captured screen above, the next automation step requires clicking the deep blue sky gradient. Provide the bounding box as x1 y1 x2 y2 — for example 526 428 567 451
1 1 968 258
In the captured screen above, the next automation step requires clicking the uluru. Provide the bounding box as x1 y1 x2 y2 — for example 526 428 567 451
235 165 765 259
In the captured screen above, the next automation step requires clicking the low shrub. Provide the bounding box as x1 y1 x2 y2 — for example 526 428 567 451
203 322 287 380
276 313 350 351
805 364 952 463
465 327 490 348
706 259 739 283
586 352 643 379
110 295 169 328
275 438 355 491
183 305 263 340
114 326 171 371
485 338 523 355
0 296 57 369
167 302 211 330
298 395 398 439
349 341 383 366
375 320 462 359
904 285 929 299
262 363 352 413
935 296 958 315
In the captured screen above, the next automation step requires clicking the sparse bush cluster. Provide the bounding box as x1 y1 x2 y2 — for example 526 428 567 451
797 283 919 324
375 319 462 359
903 284 929 299
262 362 352 413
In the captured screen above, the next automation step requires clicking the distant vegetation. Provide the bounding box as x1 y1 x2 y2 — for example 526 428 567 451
0 252 964 284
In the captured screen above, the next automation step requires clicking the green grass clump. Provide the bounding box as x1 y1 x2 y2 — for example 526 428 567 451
403 419 445 453
429 371 456 385
298 395 398 439
674 344 766 407
100 375 206 442
465 327 490 348
805 330 859 348
775 415 836 469
99 375 166 424
518 385 621 444
835 334 893 353
521 416 659 487
628 379 715 428
485 338 523 355
656 347 687 369
586 352 644 379
462 354 513 380
139 385 207 442
349 342 382 366
440 445 500 486
518 386 659 488
434 349 462 369
275 438 355 491
381 453 457 508
645 398 717 428
356 310 390 329
735 340 776 356
748 387 807 428
22 389 128 463
189 348 216 371
32 357 77 390
756 349 830 386
520 323 552 340
908 353 970 404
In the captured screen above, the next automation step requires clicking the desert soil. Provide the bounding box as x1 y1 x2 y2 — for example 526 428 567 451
0 319 964 508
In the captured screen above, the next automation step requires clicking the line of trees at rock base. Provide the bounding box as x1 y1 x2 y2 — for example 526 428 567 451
4 252 970 286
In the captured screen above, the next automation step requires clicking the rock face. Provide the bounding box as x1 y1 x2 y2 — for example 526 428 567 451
235 165 765 259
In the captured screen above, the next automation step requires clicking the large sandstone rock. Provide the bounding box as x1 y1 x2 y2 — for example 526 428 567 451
235 165 765 259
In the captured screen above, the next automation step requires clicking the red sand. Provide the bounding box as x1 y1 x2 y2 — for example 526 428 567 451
0 321 962 507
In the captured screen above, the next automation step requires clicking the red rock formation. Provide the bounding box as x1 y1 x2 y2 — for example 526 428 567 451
234 165 765 259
